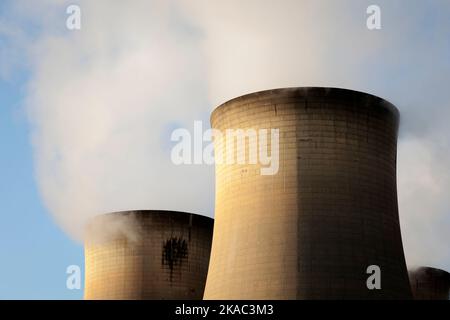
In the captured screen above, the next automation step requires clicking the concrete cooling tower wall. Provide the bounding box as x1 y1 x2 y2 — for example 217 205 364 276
409 267 450 300
203 87 412 299
84 210 213 300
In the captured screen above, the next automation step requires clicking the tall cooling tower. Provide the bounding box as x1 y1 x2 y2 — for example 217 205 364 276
409 267 450 300
84 210 213 300
204 87 412 299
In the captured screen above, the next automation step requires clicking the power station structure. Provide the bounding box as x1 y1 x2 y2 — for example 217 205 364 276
203 87 412 299
82 87 448 300
409 267 450 300
84 210 213 300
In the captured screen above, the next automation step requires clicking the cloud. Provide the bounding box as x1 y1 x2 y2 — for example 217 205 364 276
182 0 450 271
5 0 214 240
398 139 450 269
1 0 449 271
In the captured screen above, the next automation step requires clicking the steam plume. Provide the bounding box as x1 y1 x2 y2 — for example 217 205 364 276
1 0 449 272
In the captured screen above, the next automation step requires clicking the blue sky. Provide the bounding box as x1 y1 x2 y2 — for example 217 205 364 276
0 0 84 297
0 0 449 299
0 72 83 299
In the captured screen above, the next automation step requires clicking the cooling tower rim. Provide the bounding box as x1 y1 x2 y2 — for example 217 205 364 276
211 87 399 123
84 210 214 243
91 209 214 222
408 266 450 276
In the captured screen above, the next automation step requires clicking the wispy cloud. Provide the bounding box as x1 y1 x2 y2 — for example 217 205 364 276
1 0 449 271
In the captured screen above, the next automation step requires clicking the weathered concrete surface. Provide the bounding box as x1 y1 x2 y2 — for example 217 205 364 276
204 87 412 299
84 210 213 300
409 267 450 300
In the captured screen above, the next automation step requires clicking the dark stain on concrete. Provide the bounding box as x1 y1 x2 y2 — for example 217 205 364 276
162 237 188 281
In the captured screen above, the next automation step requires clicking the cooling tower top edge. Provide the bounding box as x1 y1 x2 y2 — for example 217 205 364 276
409 266 450 276
211 87 399 122
90 210 214 222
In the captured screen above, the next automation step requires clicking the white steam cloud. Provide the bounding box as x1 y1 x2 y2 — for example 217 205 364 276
1 0 449 271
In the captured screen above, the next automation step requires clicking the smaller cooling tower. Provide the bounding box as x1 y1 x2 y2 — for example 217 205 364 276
409 267 450 300
84 210 213 300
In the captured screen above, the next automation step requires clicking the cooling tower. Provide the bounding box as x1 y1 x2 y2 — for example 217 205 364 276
409 267 450 300
204 87 412 299
84 210 213 300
